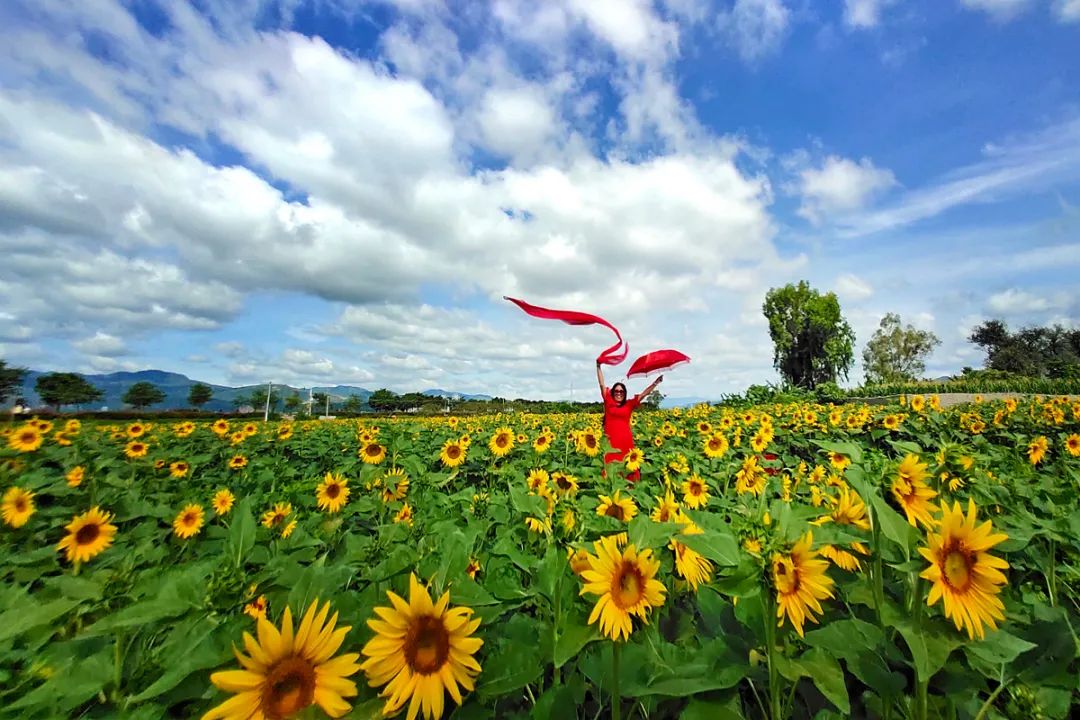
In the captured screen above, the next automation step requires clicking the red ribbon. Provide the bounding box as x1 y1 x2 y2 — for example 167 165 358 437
504 296 628 365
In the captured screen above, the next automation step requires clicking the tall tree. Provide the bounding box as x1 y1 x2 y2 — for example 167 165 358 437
122 381 167 410
0 360 27 404
35 372 104 410
188 382 213 409
763 281 856 389
969 320 1080 378
368 389 398 412
862 313 941 385
641 389 665 409
343 395 365 414
284 393 302 414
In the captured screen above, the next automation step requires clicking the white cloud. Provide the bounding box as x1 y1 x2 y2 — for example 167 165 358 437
843 0 893 28
986 288 1072 314
959 0 1033 21
718 0 791 62
1055 0 1080 21
478 86 558 163
796 155 896 224
72 332 127 357
566 0 679 64
834 273 874 302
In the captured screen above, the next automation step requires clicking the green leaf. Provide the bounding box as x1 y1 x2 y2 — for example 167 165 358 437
804 618 883 655
508 482 546 517
42 576 103 601
801 648 850 714
965 630 1037 666
676 515 740 566
554 618 600 668
896 621 961 681
869 493 918 553
226 497 256 566
680 698 745 720
536 544 565 602
627 515 678 551
0 597 79 643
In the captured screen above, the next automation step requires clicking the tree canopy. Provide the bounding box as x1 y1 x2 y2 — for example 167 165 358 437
762 281 855 390
862 313 941 385
188 383 213 408
35 373 103 410
0 360 27 404
122 382 166 410
969 320 1080 378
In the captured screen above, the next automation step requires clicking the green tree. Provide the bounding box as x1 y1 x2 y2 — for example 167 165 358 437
312 392 330 414
122 381 167 410
969 320 1080 378
862 313 941 385
641 389 665 409
763 281 855 390
368 389 398 412
0 360 27 405
35 372 104 410
188 382 213 409
284 393 302 414
343 395 365 414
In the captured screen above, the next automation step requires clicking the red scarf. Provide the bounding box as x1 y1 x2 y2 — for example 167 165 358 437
505 296 628 365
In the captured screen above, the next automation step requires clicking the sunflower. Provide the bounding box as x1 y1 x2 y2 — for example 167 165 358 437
892 454 937 529
439 440 467 468
155 459 167 470
360 573 483 720
276 424 293 441
577 430 601 457
203 600 360 720
696 421 712 434
533 433 551 453
57 507 117 563
466 559 481 580
736 455 767 497
772 532 834 637
596 491 638 522
909 395 926 412
65 465 85 487
229 455 248 470
213 489 236 516
211 419 229 436
743 537 763 555
242 423 258 437
525 517 551 534
384 468 410 501
681 474 710 509
173 504 205 539
8 424 44 452
394 503 414 526
262 502 292 528
819 543 870 572
2 487 35 528
230 431 246 446
526 469 550 493
126 422 146 438
1027 436 1048 465
750 432 769 453
578 535 666 641
919 499 1009 640
1066 434 1080 457
244 595 268 620
169 461 190 479
361 442 387 465
568 547 592 576
651 491 681 523
882 414 900 431
551 471 578 497
53 431 72 446
317 473 351 513
125 441 149 459
561 509 576 532
624 447 645 472
281 519 297 539
703 433 729 459
828 452 850 471
671 522 713 591
813 486 871 531
175 421 196 437
489 427 515 458
64 419 81 434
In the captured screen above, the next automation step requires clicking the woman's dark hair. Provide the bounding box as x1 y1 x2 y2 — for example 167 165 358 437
611 382 627 407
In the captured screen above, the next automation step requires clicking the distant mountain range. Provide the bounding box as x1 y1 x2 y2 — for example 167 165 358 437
13 370 492 412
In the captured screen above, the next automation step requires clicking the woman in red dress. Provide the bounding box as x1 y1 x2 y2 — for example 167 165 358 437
596 361 663 482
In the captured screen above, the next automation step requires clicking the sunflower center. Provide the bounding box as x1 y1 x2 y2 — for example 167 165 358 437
183 512 197 526
75 523 101 546
690 483 703 496
942 549 972 591
773 557 798 594
405 615 450 675
604 504 625 521
326 484 341 499
447 446 461 459
611 562 645 609
261 656 316 720
585 436 596 448
556 476 571 490
496 436 508 447
14 497 27 512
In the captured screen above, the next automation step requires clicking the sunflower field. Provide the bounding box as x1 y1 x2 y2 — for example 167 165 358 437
1 395 1079 720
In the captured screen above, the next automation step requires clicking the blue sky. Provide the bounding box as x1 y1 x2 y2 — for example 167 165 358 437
0 0 1077 399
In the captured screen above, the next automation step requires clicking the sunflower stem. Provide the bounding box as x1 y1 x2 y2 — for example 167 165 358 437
973 671 1008 720
1047 538 1057 607
870 506 885 628
611 641 621 720
914 678 929 720
762 593 782 720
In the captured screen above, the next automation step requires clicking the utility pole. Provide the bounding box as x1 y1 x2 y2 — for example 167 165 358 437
263 381 272 422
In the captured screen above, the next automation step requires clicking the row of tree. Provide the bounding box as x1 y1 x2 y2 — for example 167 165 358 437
762 280 1080 389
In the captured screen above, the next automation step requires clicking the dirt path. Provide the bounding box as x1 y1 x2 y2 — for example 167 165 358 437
852 393 1080 408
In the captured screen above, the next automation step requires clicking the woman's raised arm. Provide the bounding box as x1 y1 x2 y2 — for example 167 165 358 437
596 362 606 398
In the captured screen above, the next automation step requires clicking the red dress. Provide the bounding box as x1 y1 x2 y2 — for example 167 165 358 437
603 388 640 482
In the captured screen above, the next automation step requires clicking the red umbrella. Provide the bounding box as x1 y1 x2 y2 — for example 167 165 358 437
627 349 690 378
